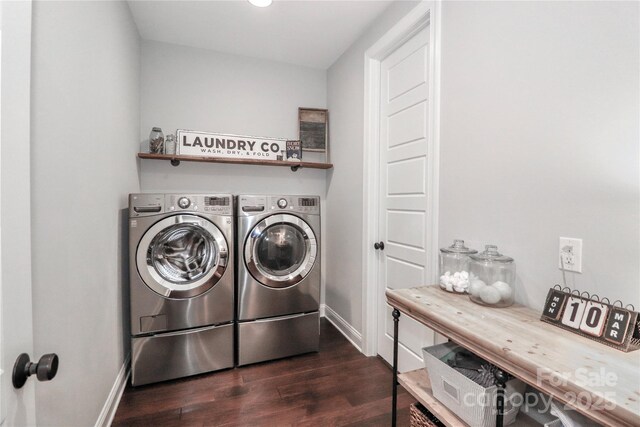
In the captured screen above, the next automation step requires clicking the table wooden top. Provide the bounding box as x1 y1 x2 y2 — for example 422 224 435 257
386 285 640 427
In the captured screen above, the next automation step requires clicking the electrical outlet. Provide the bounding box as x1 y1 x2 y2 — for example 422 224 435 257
559 237 582 273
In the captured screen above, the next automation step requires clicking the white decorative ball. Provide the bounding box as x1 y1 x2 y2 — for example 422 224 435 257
453 283 467 293
492 281 513 300
468 279 487 297
479 286 502 305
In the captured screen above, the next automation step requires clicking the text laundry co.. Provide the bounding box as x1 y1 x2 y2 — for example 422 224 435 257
176 130 286 160
182 136 281 153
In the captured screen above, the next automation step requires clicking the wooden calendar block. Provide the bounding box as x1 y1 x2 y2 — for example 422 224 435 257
561 297 587 329
542 289 568 321
604 308 631 344
579 301 609 337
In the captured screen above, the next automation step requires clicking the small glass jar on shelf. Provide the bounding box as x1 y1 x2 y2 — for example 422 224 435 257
164 134 176 155
438 239 477 293
468 245 516 308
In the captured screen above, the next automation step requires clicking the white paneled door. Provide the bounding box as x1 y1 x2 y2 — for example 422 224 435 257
0 1 37 425
376 25 435 372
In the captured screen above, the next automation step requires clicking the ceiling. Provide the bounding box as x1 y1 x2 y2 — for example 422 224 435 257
127 0 394 69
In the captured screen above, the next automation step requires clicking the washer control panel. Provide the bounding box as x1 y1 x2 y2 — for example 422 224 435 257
292 196 320 214
130 194 233 217
167 194 233 215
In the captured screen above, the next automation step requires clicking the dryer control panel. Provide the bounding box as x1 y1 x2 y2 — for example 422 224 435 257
237 195 320 216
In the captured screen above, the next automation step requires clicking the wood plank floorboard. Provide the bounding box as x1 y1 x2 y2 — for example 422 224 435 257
113 319 412 426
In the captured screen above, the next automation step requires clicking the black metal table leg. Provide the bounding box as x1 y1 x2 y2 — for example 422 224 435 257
494 369 509 427
392 308 400 427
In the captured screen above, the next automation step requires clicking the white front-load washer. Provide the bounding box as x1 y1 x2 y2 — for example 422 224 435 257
129 193 234 386
236 194 320 366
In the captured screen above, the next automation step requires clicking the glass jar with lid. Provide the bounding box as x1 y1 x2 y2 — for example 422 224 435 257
468 245 516 307
149 127 164 154
439 239 477 293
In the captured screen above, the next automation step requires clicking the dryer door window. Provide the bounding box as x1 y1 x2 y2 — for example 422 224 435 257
245 214 317 288
256 224 306 276
137 215 228 298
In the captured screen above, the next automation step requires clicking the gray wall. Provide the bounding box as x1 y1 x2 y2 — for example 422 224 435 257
439 1 639 309
138 40 329 302
326 1 420 333
138 39 328 192
326 0 639 338
30 1 141 425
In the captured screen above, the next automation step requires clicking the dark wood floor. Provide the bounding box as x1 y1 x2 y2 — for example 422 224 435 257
113 319 412 426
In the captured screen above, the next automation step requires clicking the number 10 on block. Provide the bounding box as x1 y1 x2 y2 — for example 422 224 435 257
561 297 587 329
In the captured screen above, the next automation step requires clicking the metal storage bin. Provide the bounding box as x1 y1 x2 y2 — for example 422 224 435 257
422 342 526 427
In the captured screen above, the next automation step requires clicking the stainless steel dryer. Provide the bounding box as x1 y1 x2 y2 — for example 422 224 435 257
129 193 234 386
236 195 320 366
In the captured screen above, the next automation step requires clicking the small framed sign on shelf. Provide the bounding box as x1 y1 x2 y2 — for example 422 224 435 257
540 285 640 352
286 140 302 161
298 108 328 158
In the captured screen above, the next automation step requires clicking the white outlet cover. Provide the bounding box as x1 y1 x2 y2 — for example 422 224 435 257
559 237 582 273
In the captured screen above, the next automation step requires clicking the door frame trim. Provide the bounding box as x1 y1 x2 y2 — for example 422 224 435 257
361 1 441 357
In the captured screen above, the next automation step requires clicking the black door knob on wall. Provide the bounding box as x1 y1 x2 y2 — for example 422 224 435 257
374 241 385 250
12 353 59 389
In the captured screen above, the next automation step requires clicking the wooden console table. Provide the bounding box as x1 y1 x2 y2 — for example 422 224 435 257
386 285 640 427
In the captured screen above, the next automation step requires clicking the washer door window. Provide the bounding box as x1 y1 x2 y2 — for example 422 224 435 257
137 215 228 298
245 214 317 288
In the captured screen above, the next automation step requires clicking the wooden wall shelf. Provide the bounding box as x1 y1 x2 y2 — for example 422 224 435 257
138 153 333 172
387 285 640 427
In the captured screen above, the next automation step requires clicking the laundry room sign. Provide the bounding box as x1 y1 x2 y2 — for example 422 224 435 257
177 130 286 161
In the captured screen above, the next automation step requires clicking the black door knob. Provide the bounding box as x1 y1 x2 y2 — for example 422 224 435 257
12 353 59 389
374 241 385 250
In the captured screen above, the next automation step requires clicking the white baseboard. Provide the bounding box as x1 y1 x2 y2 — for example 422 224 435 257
321 304 363 352
95 353 130 427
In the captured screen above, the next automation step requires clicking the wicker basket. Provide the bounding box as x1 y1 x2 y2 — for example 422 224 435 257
409 403 446 427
